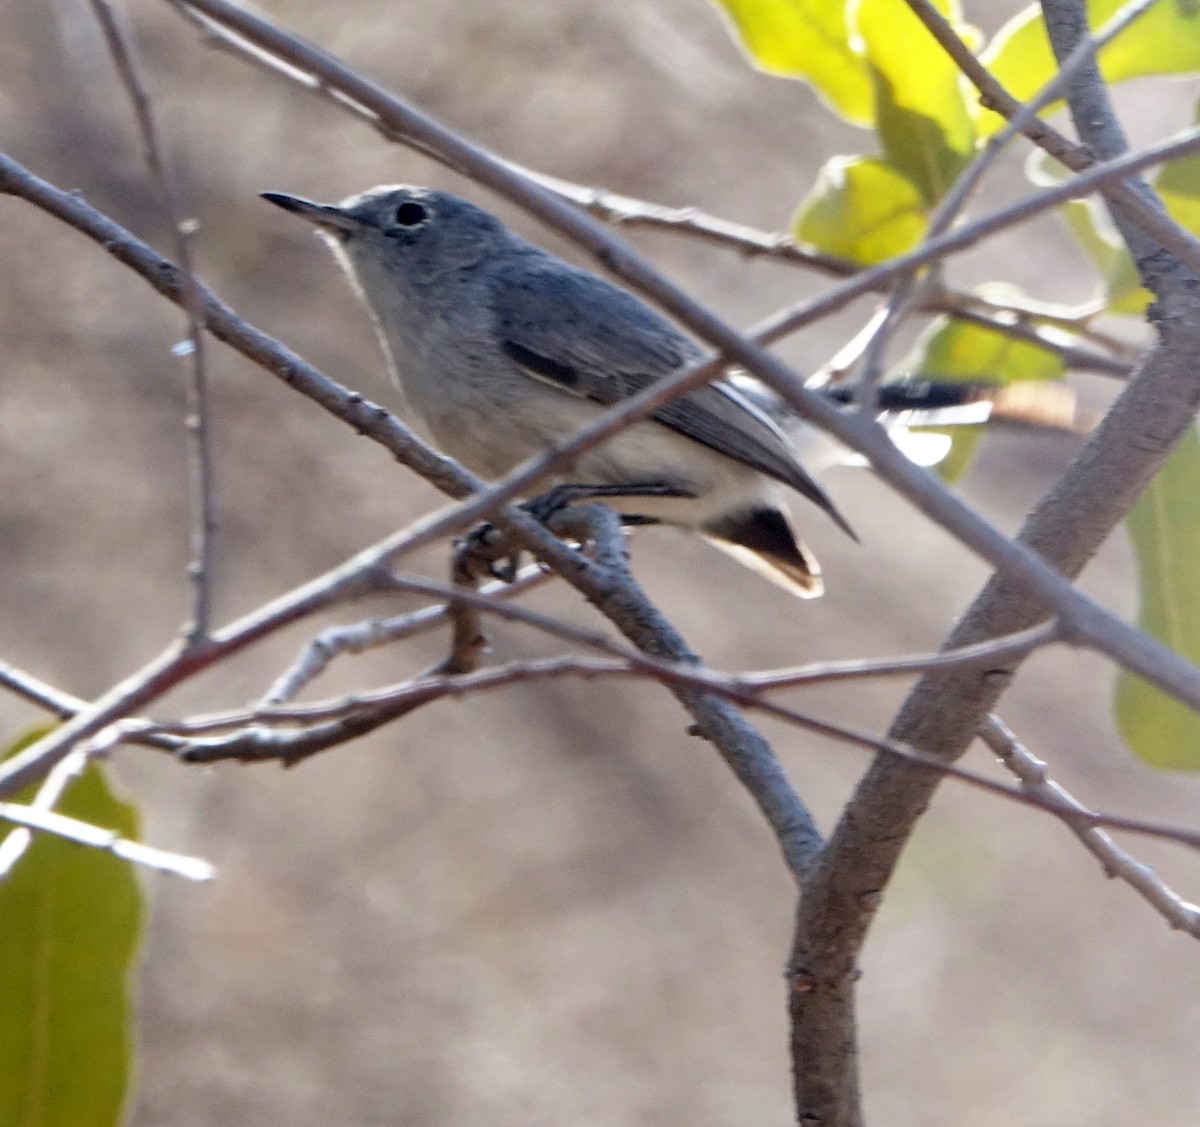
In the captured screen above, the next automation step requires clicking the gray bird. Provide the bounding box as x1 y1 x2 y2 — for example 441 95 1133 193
261 184 855 597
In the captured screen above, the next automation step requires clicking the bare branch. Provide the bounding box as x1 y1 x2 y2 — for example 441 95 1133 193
0 797 214 881
851 0 1159 408
981 715 1200 938
263 565 550 705
747 621 1061 689
901 0 1200 280
89 0 217 643
0 749 90 877
0 658 86 718
366 575 1063 699
926 304 1132 379
146 3 1200 714
1040 0 1194 303
134 643 1200 853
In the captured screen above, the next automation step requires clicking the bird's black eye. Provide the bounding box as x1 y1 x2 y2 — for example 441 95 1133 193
393 201 428 227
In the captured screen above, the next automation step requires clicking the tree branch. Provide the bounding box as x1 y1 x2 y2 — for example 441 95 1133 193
262 565 550 704
901 0 1200 280
145 4 1200 715
981 714 1200 938
0 160 820 875
89 0 217 643
786 3 1200 1117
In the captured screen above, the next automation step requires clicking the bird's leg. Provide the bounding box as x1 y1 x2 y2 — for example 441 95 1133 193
457 482 692 583
455 521 522 583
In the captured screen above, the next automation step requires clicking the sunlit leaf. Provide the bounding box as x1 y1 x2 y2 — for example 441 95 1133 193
1157 101 1200 234
903 315 1067 383
794 155 929 263
978 0 1200 135
897 314 1067 481
1116 428 1200 770
855 0 976 202
709 0 875 124
927 426 985 483
0 730 144 1127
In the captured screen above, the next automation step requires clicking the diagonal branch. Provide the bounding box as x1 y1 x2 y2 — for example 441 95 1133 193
0 161 820 880
146 3 1200 714
901 0 1200 281
787 3 1200 1120
981 715 1200 938
168 0 1133 376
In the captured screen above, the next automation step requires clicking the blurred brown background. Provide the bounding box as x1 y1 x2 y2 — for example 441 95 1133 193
3 0 1200 1123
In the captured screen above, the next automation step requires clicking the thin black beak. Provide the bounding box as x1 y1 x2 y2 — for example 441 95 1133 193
260 191 360 233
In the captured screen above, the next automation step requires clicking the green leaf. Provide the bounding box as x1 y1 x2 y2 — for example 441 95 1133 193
899 315 1066 481
709 0 875 124
928 426 985 484
1157 104 1200 235
978 0 1200 135
903 315 1067 383
854 0 976 202
1116 429 1200 770
794 155 929 263
0 731 144 1127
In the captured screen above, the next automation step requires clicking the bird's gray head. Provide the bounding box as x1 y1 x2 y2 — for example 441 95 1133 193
261 184 515 294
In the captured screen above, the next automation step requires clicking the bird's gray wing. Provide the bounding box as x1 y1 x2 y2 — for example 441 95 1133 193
490 256 848 530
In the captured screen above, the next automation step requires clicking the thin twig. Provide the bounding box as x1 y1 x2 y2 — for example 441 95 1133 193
0 748 89 877
172 608 1064 732
0 798 214 880
901 0 1200 280
124 646 1200 853
854 0 1159 407
0 658 86 718
7 98 1200 719
930 305 1132 378
263 564 550 704
981 714 1200 937
89 0 217 644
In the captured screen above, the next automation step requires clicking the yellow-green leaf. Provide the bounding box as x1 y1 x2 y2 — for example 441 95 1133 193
709 0 875 124
928 426 985 484
794 155 929 263
854 0 976 202
978 0 1200 135
1116 428 1200 770
899 315 1066 481
0 730 144 1127
1157 103 1200 235
903 315 1067 383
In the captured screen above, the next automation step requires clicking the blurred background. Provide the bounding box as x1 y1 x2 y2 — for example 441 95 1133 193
3 0 1200 1123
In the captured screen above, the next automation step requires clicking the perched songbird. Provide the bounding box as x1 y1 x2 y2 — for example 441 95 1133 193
262 185 1085 596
